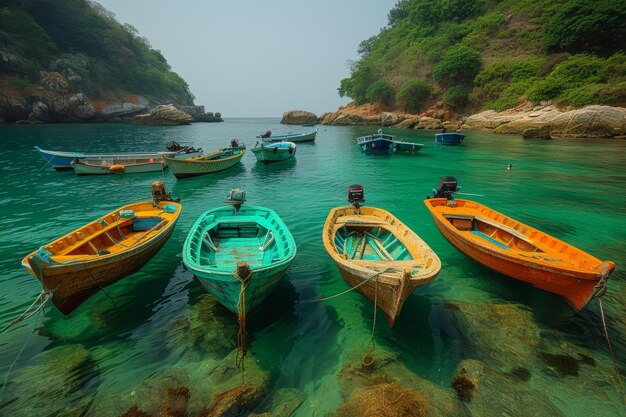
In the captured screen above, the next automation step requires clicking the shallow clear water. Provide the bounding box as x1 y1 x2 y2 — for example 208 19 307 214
0 120 624 416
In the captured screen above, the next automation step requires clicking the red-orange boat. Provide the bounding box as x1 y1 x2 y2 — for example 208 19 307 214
424 178 615 311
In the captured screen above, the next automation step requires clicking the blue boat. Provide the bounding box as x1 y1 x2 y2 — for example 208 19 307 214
356 129 396 152
258 129 317 142
435 132 465 145
356 129 423 153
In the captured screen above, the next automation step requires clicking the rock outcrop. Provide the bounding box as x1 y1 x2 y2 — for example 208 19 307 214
175 105 223 122
132 104 193 126
462 104 626 139
318 101 624 139
281 109 318 125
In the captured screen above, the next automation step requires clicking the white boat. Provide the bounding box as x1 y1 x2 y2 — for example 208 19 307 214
251 141 297 163
71 154 168 175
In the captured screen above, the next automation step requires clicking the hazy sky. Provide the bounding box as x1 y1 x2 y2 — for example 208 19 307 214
97 0 397 117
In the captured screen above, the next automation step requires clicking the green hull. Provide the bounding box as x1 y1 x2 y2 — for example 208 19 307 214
183 205 296 313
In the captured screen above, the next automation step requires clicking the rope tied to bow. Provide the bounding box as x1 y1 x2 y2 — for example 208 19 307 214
234 262 252 370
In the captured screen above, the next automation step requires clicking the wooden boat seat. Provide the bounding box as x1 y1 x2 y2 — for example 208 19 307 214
54 214 165 256
469 231 511 250
335 215 387 226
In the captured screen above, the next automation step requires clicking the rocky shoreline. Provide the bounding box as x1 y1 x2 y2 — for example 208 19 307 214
0 67 222 125
282 103 626 139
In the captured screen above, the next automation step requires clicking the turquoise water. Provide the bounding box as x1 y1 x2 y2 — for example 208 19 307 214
0 120 624 416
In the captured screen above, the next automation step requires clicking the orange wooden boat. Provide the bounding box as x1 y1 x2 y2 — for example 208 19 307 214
323 186 441 326
424 196 615 311
21 184 182 314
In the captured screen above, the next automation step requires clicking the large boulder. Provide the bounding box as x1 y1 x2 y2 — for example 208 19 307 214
462 105 626 138
281 109 318 125
381 111 402 126
132 104 193 125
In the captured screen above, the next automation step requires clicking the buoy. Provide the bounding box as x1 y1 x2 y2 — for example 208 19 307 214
110 165 125 173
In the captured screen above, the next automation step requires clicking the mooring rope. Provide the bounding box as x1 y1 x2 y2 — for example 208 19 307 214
302 268 391 303
234 264 252 371
362 273 379 367
598 297 626 404
0 289 51 333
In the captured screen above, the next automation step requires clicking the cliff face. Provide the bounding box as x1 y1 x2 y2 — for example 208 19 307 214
0 1 220 124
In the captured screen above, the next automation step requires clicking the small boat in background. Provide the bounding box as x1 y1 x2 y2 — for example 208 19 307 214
21 182 182 314
34 146 175 170
252 141 297 163
258 129 317 142
323 185 441 326
164 140 246 179
183 189 296 314
356 129 423 153
424 177 615 311
71 154 167 175
435 132 465 145
356 129 395 152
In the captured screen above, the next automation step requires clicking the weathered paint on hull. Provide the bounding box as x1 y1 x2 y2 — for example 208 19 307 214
27 222 176 314
165 151 244 179
72 161 167 175
334 262 428 326
429 212 604 311
194 263 290 314
252 148 296 163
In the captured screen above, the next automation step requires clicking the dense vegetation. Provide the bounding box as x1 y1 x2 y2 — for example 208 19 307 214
0 0 194 104
339 0 626 112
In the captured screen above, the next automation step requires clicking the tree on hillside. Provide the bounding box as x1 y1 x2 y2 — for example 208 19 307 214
433 45 482 86
543 0 626 55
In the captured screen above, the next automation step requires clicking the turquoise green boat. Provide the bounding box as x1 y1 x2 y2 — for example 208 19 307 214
183 190 297 313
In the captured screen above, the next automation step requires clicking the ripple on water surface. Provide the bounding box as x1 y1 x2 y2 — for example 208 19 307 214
0 122 625 416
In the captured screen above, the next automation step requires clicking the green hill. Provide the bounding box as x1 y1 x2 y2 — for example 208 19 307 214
338 0 626 113
0 0 193 105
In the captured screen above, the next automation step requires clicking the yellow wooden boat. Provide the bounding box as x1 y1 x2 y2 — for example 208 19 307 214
322 186 441 326
21 183 182 314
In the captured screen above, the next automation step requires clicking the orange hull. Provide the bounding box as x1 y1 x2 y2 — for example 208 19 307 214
22 201 181 314
424 198 615 311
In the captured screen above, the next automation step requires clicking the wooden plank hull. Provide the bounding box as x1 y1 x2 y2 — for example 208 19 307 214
163 149 245 179
194 262 291 313
424 198 615 311
28 226 175 313
23 201 181 314
323 206 441 326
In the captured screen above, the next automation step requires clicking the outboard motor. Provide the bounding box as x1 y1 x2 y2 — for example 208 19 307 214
260 130 272 139
151 181 179 205
225 188 246 214
166 141 182 152
230 138 240 149
348 185 365 209
433 176 459 199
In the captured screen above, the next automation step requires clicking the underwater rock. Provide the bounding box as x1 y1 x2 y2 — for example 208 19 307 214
538 351 579 377
331 383 428 417
336 348 470 417
453 359 565 417
204 384 264 417
451 368 476 401
119 405 153 417
268 388 306 417
1 344 97 416
165 295 237 360
441 301 541 370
